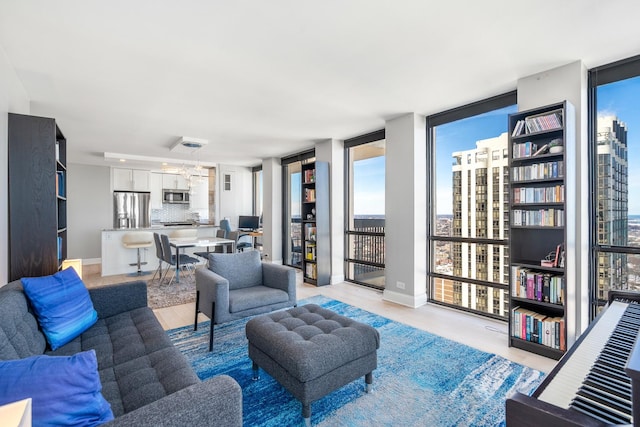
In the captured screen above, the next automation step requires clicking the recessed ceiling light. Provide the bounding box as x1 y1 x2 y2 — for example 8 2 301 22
119 159 126 162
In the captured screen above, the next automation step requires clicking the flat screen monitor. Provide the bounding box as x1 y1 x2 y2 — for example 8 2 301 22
238 215 260 230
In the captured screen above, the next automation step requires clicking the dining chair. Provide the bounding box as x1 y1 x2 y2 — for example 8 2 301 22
151 232 165 281
159 234 199 285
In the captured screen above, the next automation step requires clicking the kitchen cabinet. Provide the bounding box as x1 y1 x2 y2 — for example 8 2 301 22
162 173 189 190
150 172 163 209
113 168 150 191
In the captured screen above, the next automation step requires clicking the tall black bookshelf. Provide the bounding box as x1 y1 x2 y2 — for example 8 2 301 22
301 161 330 286
507 101 573 360
8 113 67 281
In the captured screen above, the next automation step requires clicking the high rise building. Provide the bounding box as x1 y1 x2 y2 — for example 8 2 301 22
448 133 509 316
596 116 629 300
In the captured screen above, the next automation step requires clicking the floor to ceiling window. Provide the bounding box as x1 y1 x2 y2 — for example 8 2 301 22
427 92 517 320
252 167 263 222
281 150 314 268
344 131 386 289
589 55 640 318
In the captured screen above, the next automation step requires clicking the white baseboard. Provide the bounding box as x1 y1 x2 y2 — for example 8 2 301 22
82 258 101 265
330 274 345 285
382 289 428 308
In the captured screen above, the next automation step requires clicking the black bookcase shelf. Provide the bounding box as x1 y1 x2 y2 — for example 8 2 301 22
301 161 330 286
507 101 573 360
8 113 68 280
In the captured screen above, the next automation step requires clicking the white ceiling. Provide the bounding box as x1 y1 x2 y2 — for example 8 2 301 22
2 0 640 169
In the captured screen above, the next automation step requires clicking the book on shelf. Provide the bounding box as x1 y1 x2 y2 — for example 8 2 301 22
512 307 565 351
304 188 316 202
305 263 317 279
305 244 316 261
56 171 65 197
303 169 316 183
511 160 564 181
524 110 563 133
513 185 564 204
305 224 317 241
512 266 564 304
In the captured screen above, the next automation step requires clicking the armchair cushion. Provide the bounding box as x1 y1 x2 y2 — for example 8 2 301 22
208 251 262 290
229 286 289 313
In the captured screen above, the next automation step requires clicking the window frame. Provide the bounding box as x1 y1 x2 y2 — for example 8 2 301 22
426 91 517 321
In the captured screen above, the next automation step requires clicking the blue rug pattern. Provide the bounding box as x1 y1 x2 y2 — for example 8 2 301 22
167 295 545 426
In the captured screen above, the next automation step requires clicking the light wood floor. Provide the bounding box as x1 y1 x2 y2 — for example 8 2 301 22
83 264 557 373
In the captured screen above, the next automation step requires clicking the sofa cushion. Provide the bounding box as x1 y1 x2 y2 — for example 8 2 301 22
21 268 98 350
229 286 289 313
0 281 46 360
208 250 262 290
47 306 199 417
0 349 114 426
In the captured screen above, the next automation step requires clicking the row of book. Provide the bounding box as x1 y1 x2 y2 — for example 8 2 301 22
512 185 564 204
511 110 563 136
304 224 317 241
512 141 541 159
303 169 316 184
511 160 564 182
512 307 566 351
56 171 65 197
304 188 316 203
512 266 564 304
305 263 317 279
512 208 564 227
305 244 316 261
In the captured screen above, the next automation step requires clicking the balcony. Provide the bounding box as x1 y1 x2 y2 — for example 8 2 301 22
346 218 385 289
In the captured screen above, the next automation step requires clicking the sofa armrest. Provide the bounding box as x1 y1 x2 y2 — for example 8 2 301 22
89 281 147 319
195 268 230 320
262 263 296 301
104 375 242 427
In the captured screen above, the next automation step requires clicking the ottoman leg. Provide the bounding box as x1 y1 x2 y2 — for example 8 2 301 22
365 372 373 393
252 361 260 381
302 403 311 427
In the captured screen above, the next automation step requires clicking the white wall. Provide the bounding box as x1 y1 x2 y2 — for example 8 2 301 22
262 157 283 263
315 138 345 284
517 60 589 344
383 113 428 307
67 163 112 261
217 164 253 227
0 45 30 284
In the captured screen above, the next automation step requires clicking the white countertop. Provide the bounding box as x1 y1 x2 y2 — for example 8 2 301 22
102 224 217 232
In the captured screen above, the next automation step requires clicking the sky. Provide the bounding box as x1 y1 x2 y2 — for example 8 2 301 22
289 76 640 218
432 76 640 215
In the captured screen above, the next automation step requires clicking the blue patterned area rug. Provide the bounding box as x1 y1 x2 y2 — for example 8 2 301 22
167 295 545 426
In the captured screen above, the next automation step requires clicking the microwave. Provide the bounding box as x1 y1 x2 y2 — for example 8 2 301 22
163 189 190 204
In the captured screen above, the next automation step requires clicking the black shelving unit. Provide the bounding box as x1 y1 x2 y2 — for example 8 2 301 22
301 161 330 286
507 101 573 360
8 113 67 281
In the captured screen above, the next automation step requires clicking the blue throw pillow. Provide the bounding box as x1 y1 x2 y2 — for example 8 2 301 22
0 350 114 426
21 268 98 350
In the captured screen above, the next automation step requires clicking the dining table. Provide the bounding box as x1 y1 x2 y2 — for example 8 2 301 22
169 236 235 282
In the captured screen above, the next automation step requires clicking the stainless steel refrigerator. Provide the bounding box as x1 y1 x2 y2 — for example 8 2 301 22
113 191 151 228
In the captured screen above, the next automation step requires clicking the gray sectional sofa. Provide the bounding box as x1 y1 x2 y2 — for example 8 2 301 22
0 279 242 426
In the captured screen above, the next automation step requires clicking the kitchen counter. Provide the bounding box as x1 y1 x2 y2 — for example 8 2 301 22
102 224 217 232
101 225 219 276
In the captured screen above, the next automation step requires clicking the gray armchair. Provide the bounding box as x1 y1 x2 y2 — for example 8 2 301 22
195 250 296 351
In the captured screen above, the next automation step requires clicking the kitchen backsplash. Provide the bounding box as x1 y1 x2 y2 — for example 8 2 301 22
151 204 191 223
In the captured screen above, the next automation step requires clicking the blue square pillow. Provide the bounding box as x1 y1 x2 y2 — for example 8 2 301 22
21 267 98 350
0 350 114 426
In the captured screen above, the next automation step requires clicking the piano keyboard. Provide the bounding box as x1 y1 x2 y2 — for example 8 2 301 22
538 300 640 425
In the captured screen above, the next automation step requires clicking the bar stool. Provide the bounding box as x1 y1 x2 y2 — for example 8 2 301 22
122 231 154 276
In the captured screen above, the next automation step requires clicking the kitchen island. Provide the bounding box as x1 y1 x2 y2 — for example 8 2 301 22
101 225 218 276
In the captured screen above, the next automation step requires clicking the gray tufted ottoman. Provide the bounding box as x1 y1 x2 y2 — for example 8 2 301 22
245 304 380 426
